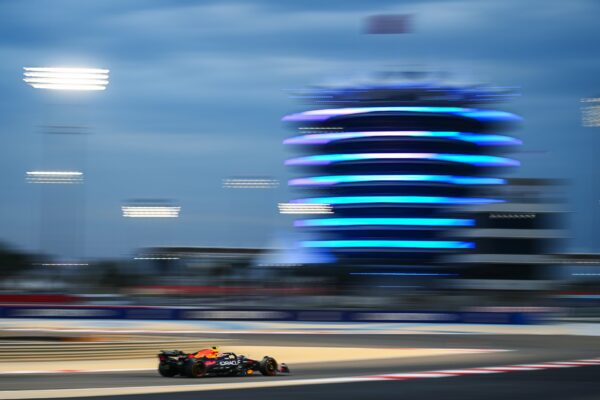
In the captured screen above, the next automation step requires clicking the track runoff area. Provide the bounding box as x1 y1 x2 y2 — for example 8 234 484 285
1 333 600 400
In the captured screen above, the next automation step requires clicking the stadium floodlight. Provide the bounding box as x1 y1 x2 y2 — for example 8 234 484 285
121 205 181 218
278 203 333 215
26 170 83 184
223 178 279 189
23 67 110 91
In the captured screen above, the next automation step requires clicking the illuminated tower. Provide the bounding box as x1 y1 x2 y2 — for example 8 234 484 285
283 81 521 268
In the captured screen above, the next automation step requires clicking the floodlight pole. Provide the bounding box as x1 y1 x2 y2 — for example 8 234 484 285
25 67 109 265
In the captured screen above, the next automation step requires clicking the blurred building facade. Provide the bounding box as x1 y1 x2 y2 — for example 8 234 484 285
444 178 567 291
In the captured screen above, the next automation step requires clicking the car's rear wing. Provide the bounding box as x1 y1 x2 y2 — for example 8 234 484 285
159 350 186 357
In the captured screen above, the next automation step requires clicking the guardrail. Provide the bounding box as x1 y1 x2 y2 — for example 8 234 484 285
0 305 552 324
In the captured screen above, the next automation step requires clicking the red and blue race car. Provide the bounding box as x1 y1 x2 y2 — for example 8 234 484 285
158 347 290 378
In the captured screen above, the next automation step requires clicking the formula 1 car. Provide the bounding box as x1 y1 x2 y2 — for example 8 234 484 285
157 347 290 378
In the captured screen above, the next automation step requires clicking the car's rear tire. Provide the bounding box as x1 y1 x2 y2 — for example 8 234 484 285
158 362 177 377
184 360 207 378
259 357 278 376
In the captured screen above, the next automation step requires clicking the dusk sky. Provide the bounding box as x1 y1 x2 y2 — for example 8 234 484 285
1 0 599 259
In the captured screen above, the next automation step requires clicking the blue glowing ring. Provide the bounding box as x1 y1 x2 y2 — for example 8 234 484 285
284 131 522 146
294 218 474 227
282 106 521 123
289 175 506 186
285 153 519 167
292 196 503 205
301 240 474 249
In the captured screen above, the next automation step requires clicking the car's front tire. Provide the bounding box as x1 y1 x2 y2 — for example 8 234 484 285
259 357 278 376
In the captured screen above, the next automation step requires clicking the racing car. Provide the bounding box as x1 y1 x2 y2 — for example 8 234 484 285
157 346 290 378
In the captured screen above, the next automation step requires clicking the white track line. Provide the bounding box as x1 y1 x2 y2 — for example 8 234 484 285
472 366 543 371
433 369 499 375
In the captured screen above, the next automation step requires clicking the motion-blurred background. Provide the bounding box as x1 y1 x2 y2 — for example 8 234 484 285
1 0 600 319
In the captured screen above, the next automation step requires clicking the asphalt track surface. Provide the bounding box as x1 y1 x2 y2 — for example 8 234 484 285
2 333 600 399
96 367 600 400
